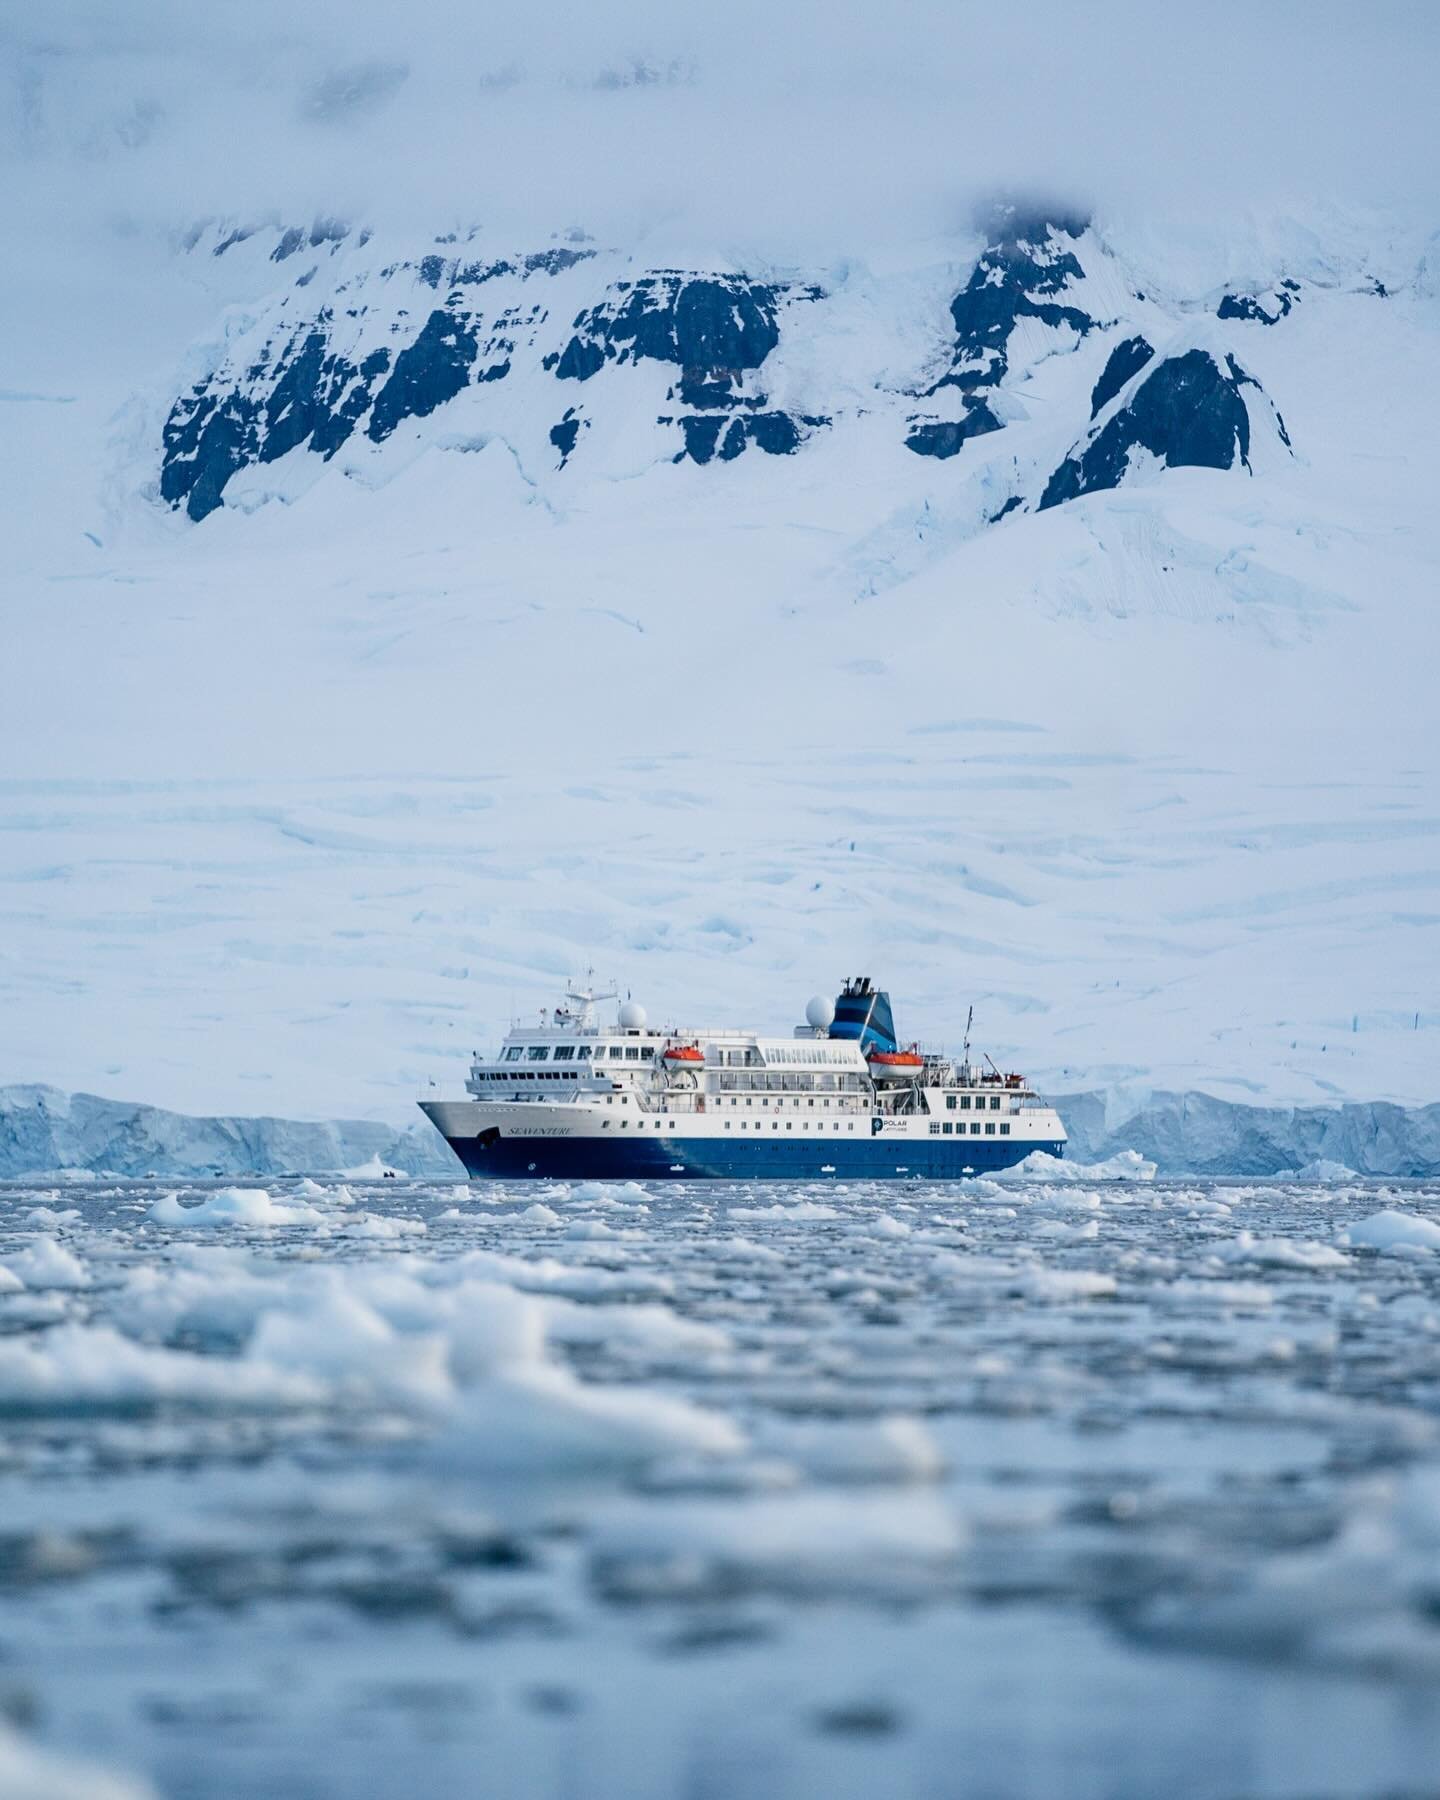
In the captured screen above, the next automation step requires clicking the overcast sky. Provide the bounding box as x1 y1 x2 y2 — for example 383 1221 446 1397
4 1 1437 254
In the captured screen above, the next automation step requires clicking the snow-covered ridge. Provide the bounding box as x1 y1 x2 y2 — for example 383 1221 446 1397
4 1084 1437 1180
156 205 1323 523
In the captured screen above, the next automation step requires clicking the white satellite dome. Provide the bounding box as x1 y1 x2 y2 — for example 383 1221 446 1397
617 999 647 1029
805 993 836 1032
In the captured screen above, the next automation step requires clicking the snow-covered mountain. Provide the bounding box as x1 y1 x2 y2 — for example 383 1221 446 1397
154 205 1298 527
4 166 1439 1127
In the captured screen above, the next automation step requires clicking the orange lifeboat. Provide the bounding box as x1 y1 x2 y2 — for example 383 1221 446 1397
866 1046 924 1082
663 1043 705 1065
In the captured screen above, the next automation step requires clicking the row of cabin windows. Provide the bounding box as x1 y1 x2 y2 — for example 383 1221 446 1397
476 1070 583 1082
501 1044 655 1064
930 1121 1008 1135
602 1118 860 1131
947 1094 1003 1111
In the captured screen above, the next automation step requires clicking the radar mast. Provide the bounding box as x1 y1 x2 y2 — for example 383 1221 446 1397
561 969 617 1029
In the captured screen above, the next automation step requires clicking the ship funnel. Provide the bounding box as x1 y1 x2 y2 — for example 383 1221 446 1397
828 976 898 1053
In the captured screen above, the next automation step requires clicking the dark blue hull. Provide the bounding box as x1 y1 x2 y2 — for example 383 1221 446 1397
438 1132 1065 1181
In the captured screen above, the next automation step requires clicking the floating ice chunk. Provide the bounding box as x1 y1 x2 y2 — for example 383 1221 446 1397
334 1212 426 1238
246 1291 451 1408
729 1201 841 1221
0 1723 156 1800
3 1237 91 1289
1213 1232 1348 1270
1162 1278 1275 1308
711 1236 784 1263
0 1264 24 1293
431 1363 743 1474
0 1324 320 1411
25 1206 81 1228
1034 1218 1100 1240
1340 1210 1440 1253
1386 1293 1440 1331
589 1489 963 1601
1129 1467 1440 1676
758 1415 945 1485
1012 1267 1118 1301
842 1213 911 1239
444 1248 674 1300
148 1188 325 1228
519 1203 561 1225
1007 1149 1157 1181
542 1297 731 1357
1031 1186 1103 1212
1294 1159 1361 1181
572 1180 650 1206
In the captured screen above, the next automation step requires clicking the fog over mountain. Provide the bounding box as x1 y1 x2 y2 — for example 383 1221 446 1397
7 0 1437 247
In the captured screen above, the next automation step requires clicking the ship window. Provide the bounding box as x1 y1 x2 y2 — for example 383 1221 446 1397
991 1096 1001 1110
621 1119 629 1127
772 1123 779 1131
930 1122 940 1135
576 1045 591 1059
553 1045 574 1061
960 1096 970 1110
971 1122 981 1134
985 1122 996 1134
602 1120 610 1128
610 1047 625 1059
1000 1123 1010 1135
625 1047 640 1061
786 1123 792 1130
527 1046 548 1062
640 1047 654 1061
503 1047 523 1062
942 1122 952 1135
946 1095 956 1111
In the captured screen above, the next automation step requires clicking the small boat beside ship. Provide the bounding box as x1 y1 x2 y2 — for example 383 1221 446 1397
420 976 1066 1180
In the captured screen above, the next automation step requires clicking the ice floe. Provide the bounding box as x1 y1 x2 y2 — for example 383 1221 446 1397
1340 1209 1440 1253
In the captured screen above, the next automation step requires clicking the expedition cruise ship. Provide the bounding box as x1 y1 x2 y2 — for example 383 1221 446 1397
420 977 1066 1180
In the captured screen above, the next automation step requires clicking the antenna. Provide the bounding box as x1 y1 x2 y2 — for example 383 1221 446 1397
984 1051 1003 1079
563 969 617 1029
963 1005 973 1063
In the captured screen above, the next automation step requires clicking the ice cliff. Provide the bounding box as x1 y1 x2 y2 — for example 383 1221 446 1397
0 1086 455 1180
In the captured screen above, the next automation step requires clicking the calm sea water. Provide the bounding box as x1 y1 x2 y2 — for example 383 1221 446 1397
2 1173 1439 1799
